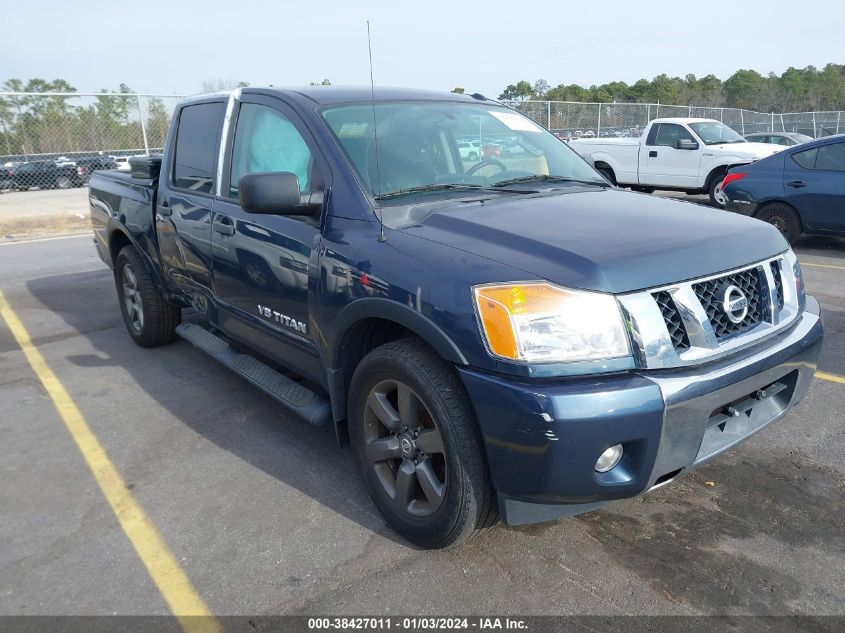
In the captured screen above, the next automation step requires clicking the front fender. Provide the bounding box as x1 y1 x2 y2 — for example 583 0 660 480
326 297 468 369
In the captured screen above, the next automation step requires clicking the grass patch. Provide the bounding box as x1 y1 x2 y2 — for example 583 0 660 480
0 214 91 241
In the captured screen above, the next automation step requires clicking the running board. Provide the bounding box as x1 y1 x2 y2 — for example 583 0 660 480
175 322 332 426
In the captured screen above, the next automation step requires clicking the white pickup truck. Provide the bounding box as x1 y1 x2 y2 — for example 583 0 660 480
570 118 785 206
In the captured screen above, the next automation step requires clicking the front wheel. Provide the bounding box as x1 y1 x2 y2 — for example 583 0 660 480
708 172 727 207
115 245 182 347
348 339 497 548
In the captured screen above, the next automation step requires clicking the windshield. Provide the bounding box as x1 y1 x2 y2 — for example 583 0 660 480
688 121 746 145
321 101 604 198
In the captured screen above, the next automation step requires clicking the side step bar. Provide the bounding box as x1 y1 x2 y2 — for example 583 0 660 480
175 322 332 426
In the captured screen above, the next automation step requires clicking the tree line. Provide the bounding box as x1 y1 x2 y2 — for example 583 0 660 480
492 63 845 112
0 78 176 158
0 77 337 158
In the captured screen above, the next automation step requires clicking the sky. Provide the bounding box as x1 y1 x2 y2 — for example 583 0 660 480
2 0 844 98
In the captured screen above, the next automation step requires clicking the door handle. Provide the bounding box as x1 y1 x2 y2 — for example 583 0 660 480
157 200 172 217
787 180 805 188
649 150 658 158
212 217 235 236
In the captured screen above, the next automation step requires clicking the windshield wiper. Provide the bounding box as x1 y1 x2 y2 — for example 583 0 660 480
491 174 607 188
374 183 483 200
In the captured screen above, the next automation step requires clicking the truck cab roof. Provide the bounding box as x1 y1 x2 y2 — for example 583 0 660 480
181 86 489 107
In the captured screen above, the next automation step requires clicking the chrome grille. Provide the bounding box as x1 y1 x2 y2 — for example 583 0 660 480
693 268 763 339
653 291 690 350
771 260 784 310
619 252 802 370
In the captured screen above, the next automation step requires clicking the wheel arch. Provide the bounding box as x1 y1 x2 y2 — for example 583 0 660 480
106 224 177 304
754 199 804 231
704 162 744 190
325 298 469 440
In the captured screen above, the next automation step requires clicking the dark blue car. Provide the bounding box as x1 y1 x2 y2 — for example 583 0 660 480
722 134 845 244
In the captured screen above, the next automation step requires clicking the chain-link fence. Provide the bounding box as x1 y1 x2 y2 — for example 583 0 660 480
504 100 845 140
0 92 183 191
1 91 843 193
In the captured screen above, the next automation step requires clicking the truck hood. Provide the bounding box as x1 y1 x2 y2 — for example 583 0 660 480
392 188 788 294
706 141 784 160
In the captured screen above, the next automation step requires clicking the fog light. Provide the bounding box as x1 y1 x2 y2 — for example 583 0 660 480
595 444 623 472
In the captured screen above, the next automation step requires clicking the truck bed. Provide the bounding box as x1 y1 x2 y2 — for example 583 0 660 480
88 170 159 268
569 138 641 185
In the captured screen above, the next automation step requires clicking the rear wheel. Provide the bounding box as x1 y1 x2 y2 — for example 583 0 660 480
348 338 497 548
56 175 72 189
115 245 181 347
756 203 801 244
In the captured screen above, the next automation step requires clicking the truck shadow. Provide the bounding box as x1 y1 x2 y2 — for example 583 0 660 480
26 269 407 547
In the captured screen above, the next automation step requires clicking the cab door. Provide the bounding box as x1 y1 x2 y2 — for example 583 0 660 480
210 95 327 376
643 122 702 188
156 100 226 298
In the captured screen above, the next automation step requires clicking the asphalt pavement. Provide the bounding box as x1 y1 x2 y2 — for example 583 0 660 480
0 232 843 618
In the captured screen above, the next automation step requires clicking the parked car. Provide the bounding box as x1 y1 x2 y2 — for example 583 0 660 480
570 118 785 206
75 156 118 183
111 156 132 171
744 132 813 147
89 87 821 549
456 140 481 161
721 134 845 244
481 143 502 159
12 160 82 190
0 165 14 191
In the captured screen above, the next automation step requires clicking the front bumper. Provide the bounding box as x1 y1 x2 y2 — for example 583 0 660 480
458 297 823 525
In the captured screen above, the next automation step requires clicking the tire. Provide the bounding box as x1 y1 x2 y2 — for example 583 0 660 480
630 185 655 194
114 245 182 347
56 176 72 189
756 203 802 244
468 152 478 160
708 170 727 207
348 338 497 548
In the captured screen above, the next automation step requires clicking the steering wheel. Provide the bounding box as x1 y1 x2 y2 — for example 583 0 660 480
465 159 507 177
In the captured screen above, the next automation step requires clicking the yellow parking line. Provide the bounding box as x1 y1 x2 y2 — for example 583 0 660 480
801 262 845 271
816 370 845 385
0 290 220 633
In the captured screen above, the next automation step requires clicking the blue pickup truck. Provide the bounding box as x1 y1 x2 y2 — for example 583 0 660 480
89 87 823 548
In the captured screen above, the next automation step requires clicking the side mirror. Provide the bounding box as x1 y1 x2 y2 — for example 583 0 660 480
676 138 699 150
239 172 315 215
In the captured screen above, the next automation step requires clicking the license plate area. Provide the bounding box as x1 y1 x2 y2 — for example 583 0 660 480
695 370 799 463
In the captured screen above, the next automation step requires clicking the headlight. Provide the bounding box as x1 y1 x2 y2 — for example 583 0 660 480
472 282 630 363
791 252 806 312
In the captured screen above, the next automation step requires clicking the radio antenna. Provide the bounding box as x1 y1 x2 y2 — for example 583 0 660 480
367 20 386 242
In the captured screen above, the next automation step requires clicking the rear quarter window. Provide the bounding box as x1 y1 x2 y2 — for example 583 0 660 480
172 102 225 194
791 147 817 169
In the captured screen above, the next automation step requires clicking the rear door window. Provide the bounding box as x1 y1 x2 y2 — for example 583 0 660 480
172 102 225 194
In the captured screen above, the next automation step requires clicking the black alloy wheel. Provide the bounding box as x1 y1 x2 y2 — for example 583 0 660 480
363 378 447 517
